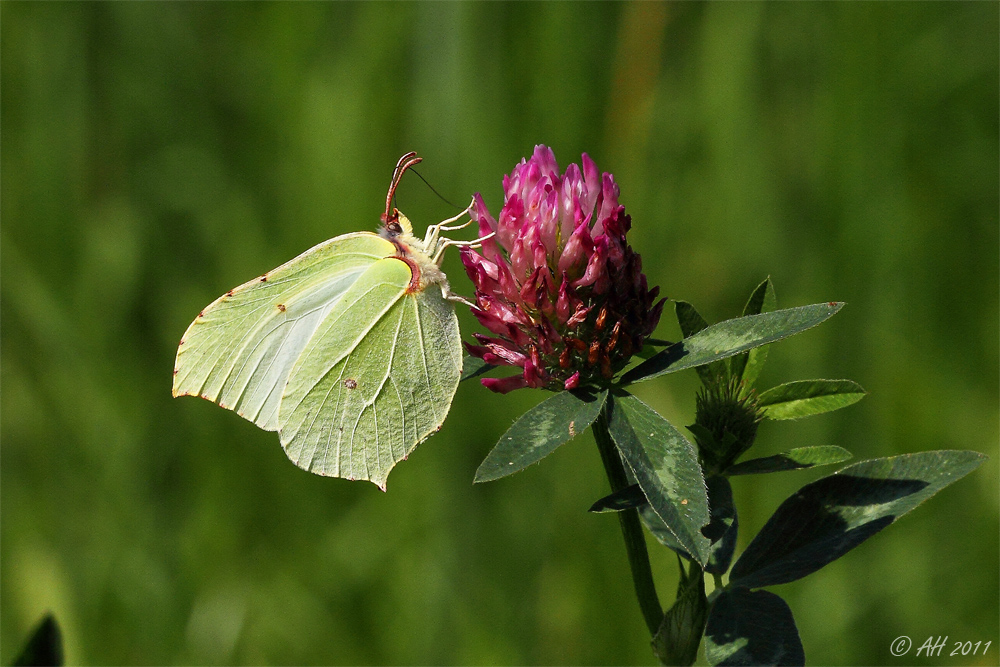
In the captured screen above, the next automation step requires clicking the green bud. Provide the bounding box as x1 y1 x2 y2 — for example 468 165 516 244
692 375 764 473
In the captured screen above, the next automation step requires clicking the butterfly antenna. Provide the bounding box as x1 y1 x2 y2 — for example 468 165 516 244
409 167 462 210
384 152 422 224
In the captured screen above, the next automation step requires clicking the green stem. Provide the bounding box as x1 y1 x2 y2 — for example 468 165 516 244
594 407 664 636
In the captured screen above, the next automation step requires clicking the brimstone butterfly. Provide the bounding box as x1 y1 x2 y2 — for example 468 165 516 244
173 153 483 489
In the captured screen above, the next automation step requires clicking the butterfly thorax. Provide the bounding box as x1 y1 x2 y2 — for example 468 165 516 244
379 210 449 294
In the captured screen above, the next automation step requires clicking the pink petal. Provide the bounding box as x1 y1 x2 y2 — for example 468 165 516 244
510 235 529 284
538 316 562 348
566 302 592 327
555 278 571 322
532 145 560 179
471 192 497 231
463 342 493 359
481 375 529 394
498 195 523 251
519 267 543 307
496 261 525 310
471 306 512 337
531 230 549 273
539 189 559 252
522 348 548 389
573 249 605 290
563 372 581 391
558 221 594 276
484 341 528 366
594 173 620 238
470 193 500 258
460 248 499 292
581 153 600 213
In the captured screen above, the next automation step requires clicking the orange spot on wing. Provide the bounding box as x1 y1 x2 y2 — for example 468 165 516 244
277 303 286 312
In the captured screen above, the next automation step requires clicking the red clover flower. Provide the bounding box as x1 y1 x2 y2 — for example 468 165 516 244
461 145 664 393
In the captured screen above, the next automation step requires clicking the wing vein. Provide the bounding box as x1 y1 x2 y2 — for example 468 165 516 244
410 295 439 424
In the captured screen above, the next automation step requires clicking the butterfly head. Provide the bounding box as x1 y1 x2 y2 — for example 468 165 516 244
377 152 449 292
379 210 415 241
380 151 421 230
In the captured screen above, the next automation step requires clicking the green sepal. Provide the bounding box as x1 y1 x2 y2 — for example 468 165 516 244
729 450 986 589
688 425 739 463
726 446 853 476
758 379 867 420
473 389 607 483
622 302 844 385
606 392 711 565
588 483 647 513
704 589 804 666
685 423 719 451
652 558 709 667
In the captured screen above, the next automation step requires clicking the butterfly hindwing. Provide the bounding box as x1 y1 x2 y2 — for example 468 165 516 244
278 256 461 488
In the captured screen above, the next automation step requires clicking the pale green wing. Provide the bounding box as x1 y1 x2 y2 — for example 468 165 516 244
277 257 462 489
173 232 395 431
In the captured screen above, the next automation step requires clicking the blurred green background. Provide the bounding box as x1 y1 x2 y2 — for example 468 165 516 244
2 3 997 665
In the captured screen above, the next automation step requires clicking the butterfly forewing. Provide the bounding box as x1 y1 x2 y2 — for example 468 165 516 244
172 233 395 431
278 257 461 489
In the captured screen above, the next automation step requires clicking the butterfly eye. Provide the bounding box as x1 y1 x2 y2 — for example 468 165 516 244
386 221 403 236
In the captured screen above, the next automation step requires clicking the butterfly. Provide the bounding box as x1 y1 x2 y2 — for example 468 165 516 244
173 153 486 489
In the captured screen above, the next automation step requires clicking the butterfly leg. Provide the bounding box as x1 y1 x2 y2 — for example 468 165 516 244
431 231 497 265
423 198 475 249
435 217 475 234
443 291 476 307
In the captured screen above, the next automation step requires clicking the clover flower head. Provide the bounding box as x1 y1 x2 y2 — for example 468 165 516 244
461 145 664 393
